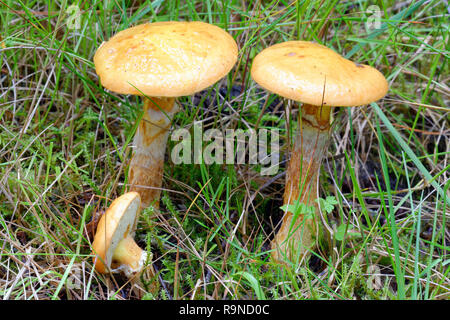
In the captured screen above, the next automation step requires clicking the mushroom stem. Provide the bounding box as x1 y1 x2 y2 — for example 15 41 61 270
111 236 159 297
272 103 332 263
112 235 146 274
129 97 178 210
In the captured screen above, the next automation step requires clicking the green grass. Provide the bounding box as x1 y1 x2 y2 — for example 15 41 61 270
0 0 449 300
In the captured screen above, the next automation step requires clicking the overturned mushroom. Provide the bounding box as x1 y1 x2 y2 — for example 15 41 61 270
92 192 158 295
94 21 238 211
251 41 388 263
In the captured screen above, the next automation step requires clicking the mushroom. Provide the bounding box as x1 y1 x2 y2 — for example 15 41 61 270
92 191 158 295
94 21 238 210
251 41 388 263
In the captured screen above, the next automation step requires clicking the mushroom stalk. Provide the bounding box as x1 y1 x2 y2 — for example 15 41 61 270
129 97 178 210
112 235 147 276
272 104 332 263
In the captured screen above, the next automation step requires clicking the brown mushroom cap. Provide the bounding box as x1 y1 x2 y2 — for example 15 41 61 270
94 21 238 97
91 192 141 274
251 41 388 107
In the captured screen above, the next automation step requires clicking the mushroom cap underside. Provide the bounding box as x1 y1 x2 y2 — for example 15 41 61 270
251 41 388 107
91 192 141 274
94 21 238 97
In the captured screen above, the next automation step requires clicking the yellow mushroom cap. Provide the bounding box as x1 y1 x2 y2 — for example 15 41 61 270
94 21 238 97
91 192 141 274
251 41 388 107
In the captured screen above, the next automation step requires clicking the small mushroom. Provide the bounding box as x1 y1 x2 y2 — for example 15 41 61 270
94 21 238 211
251 41 388 263
92 192 158 295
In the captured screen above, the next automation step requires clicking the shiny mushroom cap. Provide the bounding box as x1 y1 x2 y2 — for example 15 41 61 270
251 41 388 107
91 192 141 274
94 21 238 97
